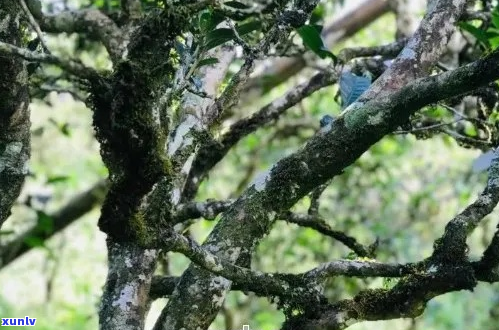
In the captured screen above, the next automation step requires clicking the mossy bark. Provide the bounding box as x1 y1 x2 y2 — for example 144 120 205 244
0 2 30 228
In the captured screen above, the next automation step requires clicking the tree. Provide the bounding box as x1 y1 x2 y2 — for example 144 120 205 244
1 0 499 329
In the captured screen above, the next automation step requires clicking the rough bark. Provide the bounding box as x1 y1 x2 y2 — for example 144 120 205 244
2 1 499 330
0 2 30 228
153 1 475 329
242 0 390 98
99 239 158 330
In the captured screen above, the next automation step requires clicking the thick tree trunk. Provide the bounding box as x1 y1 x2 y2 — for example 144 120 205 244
99 238 158 330
0 3 30 228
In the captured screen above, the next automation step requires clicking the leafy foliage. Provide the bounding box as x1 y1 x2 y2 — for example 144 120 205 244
296 24 337 61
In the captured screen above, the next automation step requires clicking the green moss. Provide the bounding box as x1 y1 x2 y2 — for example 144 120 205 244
130 211 153 246
342 102 368 130
91 4 214 243
352 288 425 320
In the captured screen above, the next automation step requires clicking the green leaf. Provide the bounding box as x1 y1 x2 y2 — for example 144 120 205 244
492 11 499 29
48 118 72 137
61 123 71 136
196 57 220 68
312 24 324 33
489 111 499 124
464 123 478 137
37 210 54 234
236 20 261 35
46 175 70 184
203 20 261 50
486 29 499 38
458 22 490 46
224 1 250 9
296 25 336 61
24 236 45 248
0 230 14 236
490 36 499 50
199 11 225 33
204 28 235 50
424 106 447 119
199 12 212 32
310 4 325 24
94 0 105 8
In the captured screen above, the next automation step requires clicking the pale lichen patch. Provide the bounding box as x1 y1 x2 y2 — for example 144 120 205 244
0 14 11 32
0 142 23 173
205 253 223 272
167 115 198 156
212 293 225 307
367 111 384 126
171 188 181 205
124 257 133 268
111 283 137 311
181 153 195 175
251 170 270 192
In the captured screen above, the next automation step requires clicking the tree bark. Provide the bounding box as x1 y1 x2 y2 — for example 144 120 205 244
0 2 30 229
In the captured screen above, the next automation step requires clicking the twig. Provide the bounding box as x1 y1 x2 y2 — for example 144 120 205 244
18 0 50 53
338 38 408 63
0 41 103 80
440 127 492 148
308 181 330 216
173 199 235 223
433 149 499 261
393 119 462 135
281 211 374 257
440 103 489 125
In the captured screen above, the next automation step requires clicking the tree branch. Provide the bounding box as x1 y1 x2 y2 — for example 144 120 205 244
99 239 158 330
433 150 499 261
173 199 235 223
282 147 499 330
0 41 103 80
160 230 411 302
183 69 337 200
18 0 50 53
474 228 499 282
242 0 390 99
0 180 107 269
25 0 126 61
173 196 373 257
338 39 408 63
281 212 374 258
156 0 494 328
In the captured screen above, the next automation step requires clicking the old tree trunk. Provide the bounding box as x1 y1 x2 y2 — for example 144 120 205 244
2 0 499 330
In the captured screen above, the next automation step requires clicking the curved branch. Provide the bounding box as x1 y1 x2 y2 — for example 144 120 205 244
282 147 499 330
160 230 411 301
433 150 499 261
281 212 374 257
242 0 390 98
25 0 126 61
183 69 337 200
156 0 495 328
0 41 103 80
0 180 107 269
